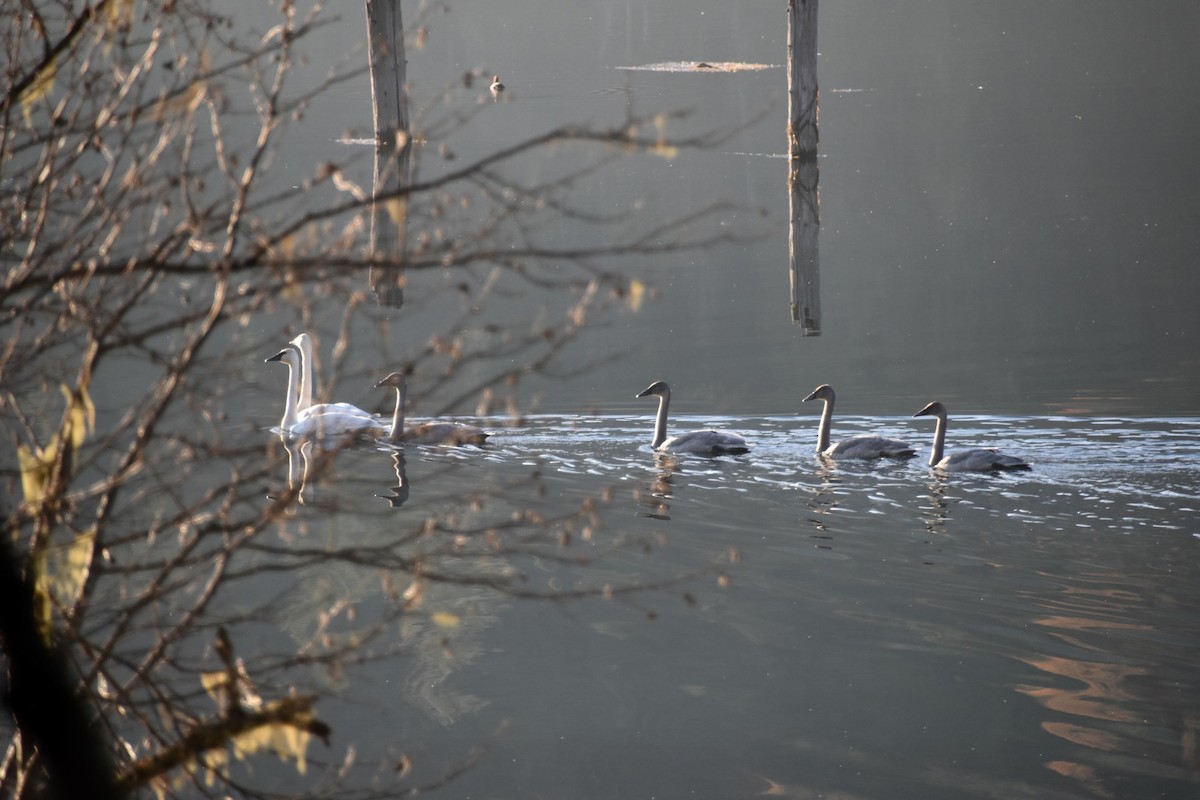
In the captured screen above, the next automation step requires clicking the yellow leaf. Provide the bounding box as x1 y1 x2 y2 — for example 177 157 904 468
20 55 56 127
228 704 313 774
277 233 296 261
649 143 679 159
31 529 96 640
627 279 646 312
200 670 228 702
17 441 55 507
106 0 135 30
384 197 408 228
431 611 460 629
60 381 96 449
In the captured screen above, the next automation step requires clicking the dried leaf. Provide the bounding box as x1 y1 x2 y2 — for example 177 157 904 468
384 197 408 228
17 441 55 507
32 529 96 639
20 55 56 126
431 611 460 629
627 278 647 312
59 381 96 449
106 0 136 30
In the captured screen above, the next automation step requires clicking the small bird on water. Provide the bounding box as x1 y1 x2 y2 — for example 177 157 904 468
490 74 504 99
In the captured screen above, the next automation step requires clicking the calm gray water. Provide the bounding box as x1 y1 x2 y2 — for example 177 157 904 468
237 0 1200 796
235 1 1200 795
267 0 1200 418
256 412 1199 799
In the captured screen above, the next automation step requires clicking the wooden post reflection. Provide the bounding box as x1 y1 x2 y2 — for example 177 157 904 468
366 0 411 308
788 159 821 334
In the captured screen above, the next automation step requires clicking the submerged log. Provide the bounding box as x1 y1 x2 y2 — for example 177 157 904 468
787 0 819 160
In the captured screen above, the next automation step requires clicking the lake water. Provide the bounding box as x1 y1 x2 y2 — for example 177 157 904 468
6 0 1200 798
259 412 1199 799
241 1 1200 795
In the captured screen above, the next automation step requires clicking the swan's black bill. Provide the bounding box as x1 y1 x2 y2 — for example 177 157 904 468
265 350 288 363
636 380 668 399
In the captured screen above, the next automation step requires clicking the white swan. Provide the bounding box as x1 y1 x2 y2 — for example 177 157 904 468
374 372 490 446
490 74 504 98
266 346 386 437
636 380 750 456
802 384 915 459
289 332 375 419
912 401 1030 472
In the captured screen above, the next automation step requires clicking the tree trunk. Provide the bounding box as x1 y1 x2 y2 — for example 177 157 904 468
365 0 411 307
787 0 819 160
365 0 408 140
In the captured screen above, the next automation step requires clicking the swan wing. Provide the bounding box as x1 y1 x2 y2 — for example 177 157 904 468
300 402 375 420
403 422 489 446
825 434 915 459
660 429 750 456
939 448 1030 472
289 410 386 437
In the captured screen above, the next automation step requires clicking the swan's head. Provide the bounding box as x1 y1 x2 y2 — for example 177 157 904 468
289 332 311 350
802 384 835 403
913 401 947 420
265 345 301 367
637 380 670 399
375 372 407 390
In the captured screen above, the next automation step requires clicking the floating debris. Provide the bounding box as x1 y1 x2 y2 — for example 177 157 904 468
618 61 779 73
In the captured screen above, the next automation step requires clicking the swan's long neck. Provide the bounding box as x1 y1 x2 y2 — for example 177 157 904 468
297 339 314 411
279 361 301 430
388 383 407 443
651 390 670 449
928 412 947 467
815 397 833 453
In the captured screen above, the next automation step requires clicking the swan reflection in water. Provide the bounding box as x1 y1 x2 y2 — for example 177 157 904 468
633 452 679 520
271 432 411 510
801 384 915 460
913 401 1030 472
282 436 313 505
378 452 410 509
919 479 951 534
636 380 750 457
805 461 841 539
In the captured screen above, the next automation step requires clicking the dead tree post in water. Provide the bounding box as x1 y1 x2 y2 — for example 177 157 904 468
787 0 820 331
366 0 411 307
787 0 819 159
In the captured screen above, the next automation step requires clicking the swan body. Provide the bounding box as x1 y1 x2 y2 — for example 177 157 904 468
802 384 915 459
267 347 385 437
375 372 489 446
636 380 750 456
490 74 504 98
289 333 375 419
912 401 1030 472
